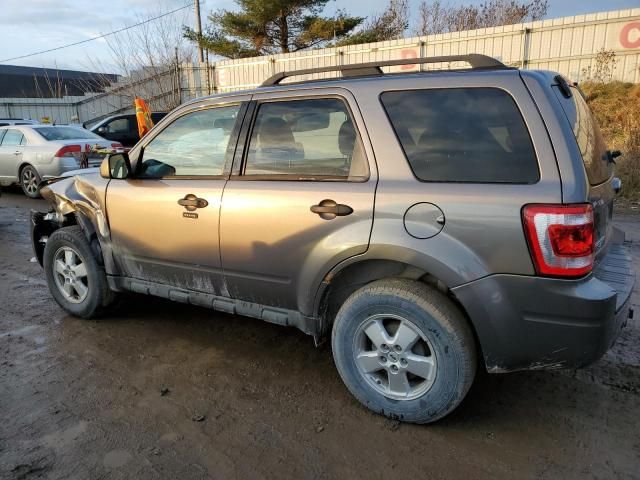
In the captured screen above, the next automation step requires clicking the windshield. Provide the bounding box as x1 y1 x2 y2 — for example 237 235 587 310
34 126 103 141
84 119 102 130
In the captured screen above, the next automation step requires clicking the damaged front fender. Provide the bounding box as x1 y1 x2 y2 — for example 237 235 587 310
30 173 115 272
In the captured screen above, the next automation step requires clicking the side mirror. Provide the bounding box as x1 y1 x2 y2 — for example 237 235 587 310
100 152 131 179
97 126 107 134
606 150 622 165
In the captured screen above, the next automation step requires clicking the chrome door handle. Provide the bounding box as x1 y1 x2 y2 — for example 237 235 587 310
178 194 208 211
310 199 353 220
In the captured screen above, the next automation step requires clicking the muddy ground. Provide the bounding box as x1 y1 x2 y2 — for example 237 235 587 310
0 189 639 480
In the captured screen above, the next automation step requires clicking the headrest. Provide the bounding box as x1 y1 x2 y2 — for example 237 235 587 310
258 117 295 147
338 121 356 156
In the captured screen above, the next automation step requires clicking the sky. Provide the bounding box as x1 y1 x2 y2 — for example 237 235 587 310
1 0 638 72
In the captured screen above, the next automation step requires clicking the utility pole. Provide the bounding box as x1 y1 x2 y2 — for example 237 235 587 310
195 0 204 63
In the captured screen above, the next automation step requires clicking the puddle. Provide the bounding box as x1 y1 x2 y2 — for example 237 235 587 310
0 325 39 338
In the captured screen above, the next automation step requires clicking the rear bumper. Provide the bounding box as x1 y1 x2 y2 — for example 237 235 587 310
453 243 634 372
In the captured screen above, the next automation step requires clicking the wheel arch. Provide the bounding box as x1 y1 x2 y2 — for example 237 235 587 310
33 175 115 273
313 257 485 366
17 161 32 176
31 210 100 267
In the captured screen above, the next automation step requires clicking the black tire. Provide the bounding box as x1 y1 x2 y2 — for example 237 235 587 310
20 164 42 198
331 278 477 424
43 225 116 318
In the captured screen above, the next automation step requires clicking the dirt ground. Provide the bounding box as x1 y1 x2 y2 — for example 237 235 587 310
1 189 639 480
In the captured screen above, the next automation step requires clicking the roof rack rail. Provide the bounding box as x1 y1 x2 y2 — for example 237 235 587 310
261 54 509 87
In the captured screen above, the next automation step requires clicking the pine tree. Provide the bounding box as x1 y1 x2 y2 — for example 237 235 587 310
184 0 364 59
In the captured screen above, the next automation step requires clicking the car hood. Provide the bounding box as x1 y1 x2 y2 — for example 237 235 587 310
61 167 100 178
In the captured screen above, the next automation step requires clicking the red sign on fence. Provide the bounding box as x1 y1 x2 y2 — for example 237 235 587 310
620 21 640 49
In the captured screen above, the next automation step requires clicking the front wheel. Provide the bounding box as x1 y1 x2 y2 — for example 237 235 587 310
331 279 477 424
43 226 116 318
20 165 42 198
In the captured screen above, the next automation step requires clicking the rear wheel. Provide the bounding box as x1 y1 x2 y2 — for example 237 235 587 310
20 165 41 198
331 278 477 423
43 226 115 318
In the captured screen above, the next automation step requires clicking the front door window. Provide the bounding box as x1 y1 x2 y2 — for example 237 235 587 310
139 106 241 178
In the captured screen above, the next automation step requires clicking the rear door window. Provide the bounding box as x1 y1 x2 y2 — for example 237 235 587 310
380 88 539 183
553 86 611 186
243 98 368 181
1 129 24 146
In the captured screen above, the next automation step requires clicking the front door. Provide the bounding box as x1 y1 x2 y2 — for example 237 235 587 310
107 101 246 295
101 116 138 148
220 92 377 314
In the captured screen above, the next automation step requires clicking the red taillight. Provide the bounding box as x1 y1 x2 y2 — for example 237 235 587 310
55 144 81 157
111 143 123 150
522 204 594 278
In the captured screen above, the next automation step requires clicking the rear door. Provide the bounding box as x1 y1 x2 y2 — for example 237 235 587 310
0 129 25 180
553 83 614 260
219 89 376 314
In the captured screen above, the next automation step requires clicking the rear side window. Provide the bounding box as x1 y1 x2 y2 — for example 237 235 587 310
1 129 24 146
554 86 611 186
243 98 369 181
104 118 130 134
380 88 539 183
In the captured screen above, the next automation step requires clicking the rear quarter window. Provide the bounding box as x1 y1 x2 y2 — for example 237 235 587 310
553 86 611 186
380 88 539 183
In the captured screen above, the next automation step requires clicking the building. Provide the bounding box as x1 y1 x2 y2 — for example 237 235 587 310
0 65 119 98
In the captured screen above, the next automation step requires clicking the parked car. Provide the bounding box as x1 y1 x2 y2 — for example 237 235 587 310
0 118 39 126
31 55 634 423
0 125 122 197
87 112 167 148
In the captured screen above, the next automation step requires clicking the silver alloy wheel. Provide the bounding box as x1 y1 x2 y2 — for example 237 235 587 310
21 168 38 196
353 314 437 400
52 246 89 304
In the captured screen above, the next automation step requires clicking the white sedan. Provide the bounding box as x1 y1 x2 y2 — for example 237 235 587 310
0 125 123 197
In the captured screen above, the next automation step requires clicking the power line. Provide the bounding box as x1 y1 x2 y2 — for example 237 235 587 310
0 3 194 63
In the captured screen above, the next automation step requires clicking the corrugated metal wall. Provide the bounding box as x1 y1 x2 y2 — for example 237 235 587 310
0 68 181 125
2 8 639 123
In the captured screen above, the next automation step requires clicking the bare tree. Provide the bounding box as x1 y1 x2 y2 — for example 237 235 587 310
416 0 548 36
339 0 410 45
79 6 195 115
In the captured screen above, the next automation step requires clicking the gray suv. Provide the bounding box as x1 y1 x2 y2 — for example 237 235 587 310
31 55 635 423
